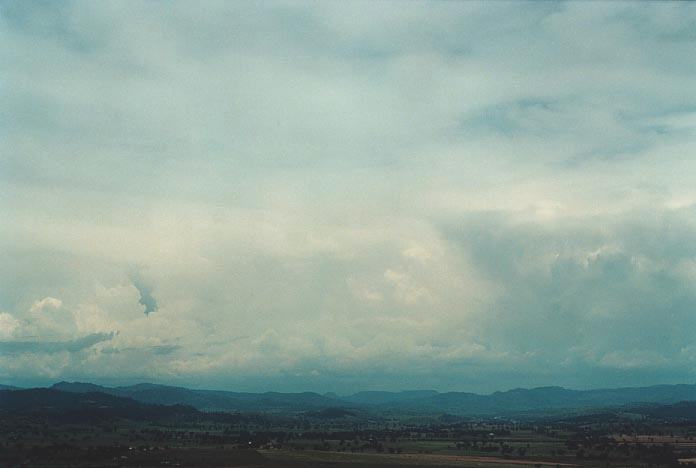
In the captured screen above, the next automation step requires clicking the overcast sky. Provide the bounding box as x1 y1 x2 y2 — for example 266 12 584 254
2 1 696 393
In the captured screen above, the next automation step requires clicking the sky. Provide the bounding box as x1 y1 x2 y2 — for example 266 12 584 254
2 1 696 394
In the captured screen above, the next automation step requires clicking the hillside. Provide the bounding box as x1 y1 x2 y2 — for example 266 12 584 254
381 384 696 415
0 388 198 422
51 381 344 412
0 381 690 416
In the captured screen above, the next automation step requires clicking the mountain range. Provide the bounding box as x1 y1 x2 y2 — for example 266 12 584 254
2 381 696 416
6 384 696 424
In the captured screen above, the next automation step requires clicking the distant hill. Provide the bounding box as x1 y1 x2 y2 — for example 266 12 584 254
51 381 344 412
641 400 696 420
339 390 438 405
548 400 696 425
384 384 696 415
7 386 696 427
7 381 689 416
0 388 198 423
0 384 20 390
50 381 105 393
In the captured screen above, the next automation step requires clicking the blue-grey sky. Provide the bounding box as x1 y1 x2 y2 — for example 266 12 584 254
2 1 696 393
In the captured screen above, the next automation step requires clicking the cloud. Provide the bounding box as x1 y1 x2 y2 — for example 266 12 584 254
1 1 696 391
0 313 20 339
0 332 116 355
130 274 158 315
29 297 63 314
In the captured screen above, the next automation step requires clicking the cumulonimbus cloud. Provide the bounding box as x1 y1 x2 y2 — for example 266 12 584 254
1 1 696 392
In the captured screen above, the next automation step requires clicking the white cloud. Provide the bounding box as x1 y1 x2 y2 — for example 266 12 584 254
1 1 696 391
29 297 62 314
0 313 20 339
